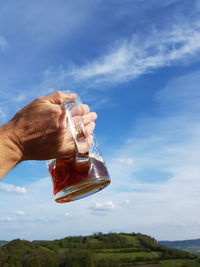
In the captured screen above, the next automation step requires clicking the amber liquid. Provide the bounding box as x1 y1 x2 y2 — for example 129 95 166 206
48 156 110 203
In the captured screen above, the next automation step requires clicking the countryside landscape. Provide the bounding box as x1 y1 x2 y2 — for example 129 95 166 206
0 232 200 267
1 1 200 267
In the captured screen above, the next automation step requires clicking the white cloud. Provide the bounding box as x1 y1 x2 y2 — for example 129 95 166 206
0 217 14 222
0 36 8 51
90 201 115 213
15 210 25 216
116 157 134 165
69 22 200 84
0 182 27 194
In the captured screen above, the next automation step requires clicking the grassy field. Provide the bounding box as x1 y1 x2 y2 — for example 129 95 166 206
130 265 161 267
121 260 200 267
95 251 160 260
160 259 200 267
53 233 200 266
94 247 151 253
119 234 143 247
87 237 103 245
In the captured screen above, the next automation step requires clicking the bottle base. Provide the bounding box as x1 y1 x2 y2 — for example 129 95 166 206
54 177 110 203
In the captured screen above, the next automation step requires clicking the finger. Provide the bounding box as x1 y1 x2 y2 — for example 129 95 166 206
88 135 94 146
85 122 95 136
78 104 90 115
40 91 76 105
76 135 94 155
77 141 89 155
82 112 97 125
70 104 90 116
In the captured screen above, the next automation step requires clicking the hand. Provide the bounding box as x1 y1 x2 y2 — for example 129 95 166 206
0 91 97 178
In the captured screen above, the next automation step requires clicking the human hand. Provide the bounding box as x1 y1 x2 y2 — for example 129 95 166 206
5 91 97 162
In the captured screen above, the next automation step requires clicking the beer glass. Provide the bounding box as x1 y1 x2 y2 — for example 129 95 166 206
47 95 110 203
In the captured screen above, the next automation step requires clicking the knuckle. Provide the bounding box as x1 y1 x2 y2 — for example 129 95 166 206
49 108 62 125
53 107 62 117
35 97 43 102
55 91 62 97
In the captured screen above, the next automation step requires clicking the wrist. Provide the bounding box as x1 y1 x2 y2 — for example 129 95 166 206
0 121 23 178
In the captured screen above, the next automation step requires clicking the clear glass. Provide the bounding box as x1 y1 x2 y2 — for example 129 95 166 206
47 93 110 203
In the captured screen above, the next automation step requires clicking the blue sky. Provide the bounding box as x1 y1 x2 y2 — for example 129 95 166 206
1 0 200 241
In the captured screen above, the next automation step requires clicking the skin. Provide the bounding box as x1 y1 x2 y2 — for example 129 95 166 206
0 91 97 179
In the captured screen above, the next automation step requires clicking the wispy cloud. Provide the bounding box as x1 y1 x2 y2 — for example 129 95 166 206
68 22 200 84
0 182 27 194
6 1 199 104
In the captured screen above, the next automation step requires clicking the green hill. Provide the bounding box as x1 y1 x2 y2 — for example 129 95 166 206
0 233 200 267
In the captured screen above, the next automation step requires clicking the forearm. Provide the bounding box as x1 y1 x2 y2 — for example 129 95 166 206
0 122 22 178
